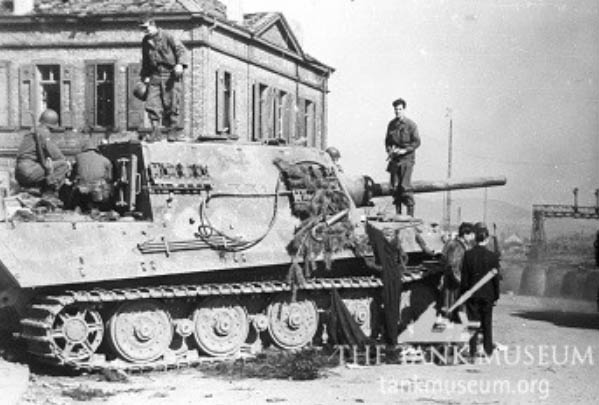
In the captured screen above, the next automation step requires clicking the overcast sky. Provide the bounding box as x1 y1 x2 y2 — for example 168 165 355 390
237 0 599 208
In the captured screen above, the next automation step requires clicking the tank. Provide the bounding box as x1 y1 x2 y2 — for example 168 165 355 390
0 140 506 370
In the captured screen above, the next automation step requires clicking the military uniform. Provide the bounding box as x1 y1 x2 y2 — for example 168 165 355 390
72 143 113 211
385 117 420 213
461 245 500 356
15 126 69 190
141 29 188 128
441 237 470 309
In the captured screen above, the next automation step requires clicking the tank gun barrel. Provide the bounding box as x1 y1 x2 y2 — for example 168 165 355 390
346 175 507 207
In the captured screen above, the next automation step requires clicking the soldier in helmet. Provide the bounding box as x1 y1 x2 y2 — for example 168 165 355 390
139 16 189 141
461 222 500 357
325 146 343 172
15 109 70 193
385 98 421 216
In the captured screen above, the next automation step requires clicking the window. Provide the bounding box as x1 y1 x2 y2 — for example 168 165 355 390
297 98 315 146
216 70 236 136
0 1 13 13
252 83 269 141
85 62 115 129
19 63 74 128
252 84 294 142
0 61 9 127
304 99 315 145
38 65 61 118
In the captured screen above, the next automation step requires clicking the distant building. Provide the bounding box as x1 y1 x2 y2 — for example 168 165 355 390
0 0 333 169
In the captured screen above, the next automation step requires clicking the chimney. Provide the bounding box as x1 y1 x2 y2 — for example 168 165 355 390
14 0 35 15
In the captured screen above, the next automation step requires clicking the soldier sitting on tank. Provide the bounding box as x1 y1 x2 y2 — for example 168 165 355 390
15 109 70 198
69 139 113 213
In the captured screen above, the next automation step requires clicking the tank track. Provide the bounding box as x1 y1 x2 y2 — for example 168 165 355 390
19 276 383 373
19 267 437 374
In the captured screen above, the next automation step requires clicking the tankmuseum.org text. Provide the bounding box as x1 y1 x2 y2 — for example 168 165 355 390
378 375 551 400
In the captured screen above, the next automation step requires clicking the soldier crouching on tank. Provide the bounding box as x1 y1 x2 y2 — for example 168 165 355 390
139 16 188 142
385 98 421 216
69 139 113 213
15 109 70 199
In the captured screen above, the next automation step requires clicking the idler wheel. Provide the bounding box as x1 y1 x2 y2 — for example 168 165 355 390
50 306 104 362
107 301 173 363
267 296 318 350
192 298 249 357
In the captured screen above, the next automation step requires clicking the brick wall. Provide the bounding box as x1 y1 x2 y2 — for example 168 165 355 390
0 15 330 158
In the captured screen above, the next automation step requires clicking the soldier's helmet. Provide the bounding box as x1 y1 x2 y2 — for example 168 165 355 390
39 109 59 129
133 81 148 101
325 146 341 161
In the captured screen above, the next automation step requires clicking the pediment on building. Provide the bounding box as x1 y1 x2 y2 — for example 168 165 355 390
247 13 304 58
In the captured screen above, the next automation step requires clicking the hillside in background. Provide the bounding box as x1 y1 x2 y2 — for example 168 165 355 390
372 196 598 241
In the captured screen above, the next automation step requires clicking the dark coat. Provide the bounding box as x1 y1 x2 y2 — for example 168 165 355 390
461 245 500 302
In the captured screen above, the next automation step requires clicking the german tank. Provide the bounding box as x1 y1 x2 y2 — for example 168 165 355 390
0 139 506 371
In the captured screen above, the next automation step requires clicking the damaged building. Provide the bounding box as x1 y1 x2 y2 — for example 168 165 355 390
0 0 333 182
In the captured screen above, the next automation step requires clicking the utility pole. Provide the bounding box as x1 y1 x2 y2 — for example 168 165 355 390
483 187 488 223
444 108 453 231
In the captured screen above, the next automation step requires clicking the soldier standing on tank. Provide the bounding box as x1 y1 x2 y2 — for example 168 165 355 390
385 98 421 216
15 109 70 194
139 16 188 141
461 222 500 357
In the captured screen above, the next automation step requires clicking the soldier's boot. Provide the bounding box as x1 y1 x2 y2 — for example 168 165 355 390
407 205 414 217
147 120 160 142
166 115 184 142
395 204 402 215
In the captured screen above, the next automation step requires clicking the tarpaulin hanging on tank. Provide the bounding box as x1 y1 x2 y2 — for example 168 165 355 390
327 287 371 347
366 221 406 345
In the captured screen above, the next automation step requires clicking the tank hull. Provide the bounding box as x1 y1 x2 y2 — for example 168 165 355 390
0 140 504 370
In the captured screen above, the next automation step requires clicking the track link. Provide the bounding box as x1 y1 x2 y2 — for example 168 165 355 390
19 267 437 374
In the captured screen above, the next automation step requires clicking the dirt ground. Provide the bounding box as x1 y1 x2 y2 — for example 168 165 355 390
7 293 597 405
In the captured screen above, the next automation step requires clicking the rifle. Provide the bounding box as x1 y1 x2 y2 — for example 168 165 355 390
443 268 499 314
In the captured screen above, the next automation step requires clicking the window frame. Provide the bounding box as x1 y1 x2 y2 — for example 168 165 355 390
85 60 118 131
19 60 74 130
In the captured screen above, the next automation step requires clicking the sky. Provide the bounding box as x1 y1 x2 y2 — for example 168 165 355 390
236 0 599 209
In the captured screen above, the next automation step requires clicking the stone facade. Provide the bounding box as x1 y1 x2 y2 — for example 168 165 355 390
0 1 333 171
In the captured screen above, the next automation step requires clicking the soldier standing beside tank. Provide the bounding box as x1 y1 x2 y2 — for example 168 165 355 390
15 109 70 195
441 222 475 311
139 16 188 141
461 222 500 357
385 98 421 216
